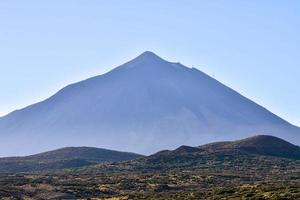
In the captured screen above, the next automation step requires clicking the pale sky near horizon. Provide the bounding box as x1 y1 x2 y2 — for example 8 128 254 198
0 0 299 126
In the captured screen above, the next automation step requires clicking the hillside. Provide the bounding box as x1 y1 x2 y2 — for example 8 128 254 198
0 147 143 173
114 135 300 171
200 135 300 159
0 135 299 199
0 52 299 156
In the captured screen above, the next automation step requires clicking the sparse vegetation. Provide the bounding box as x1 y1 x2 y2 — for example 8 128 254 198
0 135 299 199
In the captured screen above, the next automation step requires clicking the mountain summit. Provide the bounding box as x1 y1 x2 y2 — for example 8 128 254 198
0 51 299 156
134 51 163 61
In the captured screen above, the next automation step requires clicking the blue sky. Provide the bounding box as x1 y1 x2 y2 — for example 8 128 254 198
0 0 299 126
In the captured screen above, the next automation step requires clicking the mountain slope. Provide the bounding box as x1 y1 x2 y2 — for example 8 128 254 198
0 51 299 155
0 147 143 173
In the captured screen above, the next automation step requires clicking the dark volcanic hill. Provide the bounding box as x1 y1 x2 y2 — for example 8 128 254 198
0 147 143 173
77 135 300 174
200 135 300 159
61 135 300 200
0 51 299 156
2 135 298 173
151 135 300 159
120 135 300 171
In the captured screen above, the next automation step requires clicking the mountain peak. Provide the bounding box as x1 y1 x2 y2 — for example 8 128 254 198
119 51 172 71
129 51 166 65
138 51 161 59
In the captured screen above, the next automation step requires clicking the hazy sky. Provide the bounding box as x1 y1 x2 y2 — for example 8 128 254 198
0 0 299 126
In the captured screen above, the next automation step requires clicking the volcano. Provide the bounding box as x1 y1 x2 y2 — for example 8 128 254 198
0 51 299 156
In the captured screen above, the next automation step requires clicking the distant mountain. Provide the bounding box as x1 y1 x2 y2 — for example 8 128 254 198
0 147 143 173
0 51 299 156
